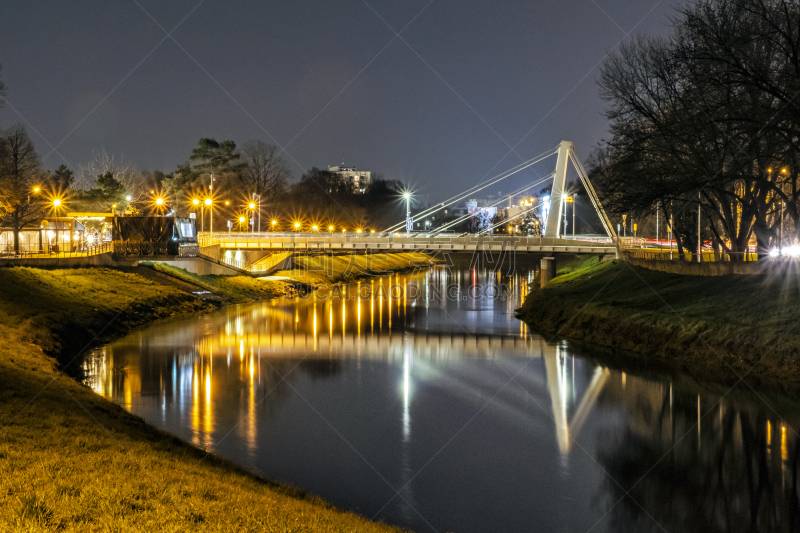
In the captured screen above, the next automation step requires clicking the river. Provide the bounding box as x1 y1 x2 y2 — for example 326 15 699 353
84 264 800 532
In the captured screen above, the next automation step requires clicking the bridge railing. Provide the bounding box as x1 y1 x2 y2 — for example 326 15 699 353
0 241 113 258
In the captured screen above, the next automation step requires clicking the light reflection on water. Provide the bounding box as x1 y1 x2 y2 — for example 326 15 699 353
85 265 800 532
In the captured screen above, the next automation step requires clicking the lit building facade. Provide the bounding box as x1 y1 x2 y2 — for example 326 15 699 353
327 165 371 193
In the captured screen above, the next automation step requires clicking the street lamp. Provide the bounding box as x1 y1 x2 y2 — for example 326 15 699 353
205 198 213 234
271 219 277 231
249 194 261 233
154 196 166 217
403 191 412 236
565 195 575 237
329 225 334 233
294 221 300 232
51 197 64 252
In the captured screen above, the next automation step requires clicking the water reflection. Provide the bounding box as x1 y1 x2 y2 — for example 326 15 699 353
84 266 800 533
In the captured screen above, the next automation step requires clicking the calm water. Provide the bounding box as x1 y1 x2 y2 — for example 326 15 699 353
85 265 800 532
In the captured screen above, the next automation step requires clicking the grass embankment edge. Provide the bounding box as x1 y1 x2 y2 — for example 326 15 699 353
515 258 800 396
0 265 406 532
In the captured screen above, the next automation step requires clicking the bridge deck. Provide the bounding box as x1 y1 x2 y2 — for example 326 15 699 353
200 233 618 255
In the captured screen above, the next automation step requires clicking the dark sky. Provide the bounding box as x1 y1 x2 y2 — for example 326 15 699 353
0 0 678 202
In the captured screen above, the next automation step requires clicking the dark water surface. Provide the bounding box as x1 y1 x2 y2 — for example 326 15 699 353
85 266 800 532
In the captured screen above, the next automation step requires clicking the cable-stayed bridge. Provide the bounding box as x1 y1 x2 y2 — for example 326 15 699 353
198 141 620 273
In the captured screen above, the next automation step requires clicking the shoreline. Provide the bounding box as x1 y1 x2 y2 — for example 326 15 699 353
0 256 427 532
515 257 800 398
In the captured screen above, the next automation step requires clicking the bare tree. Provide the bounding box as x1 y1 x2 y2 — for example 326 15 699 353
0 125 47 253
239 140 291 202
75 148 149 206
595 0 800 260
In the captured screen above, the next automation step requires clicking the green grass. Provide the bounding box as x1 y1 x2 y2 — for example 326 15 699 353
0 267 211 360
517 259 800 393
141 262 288 302
0 266 404 532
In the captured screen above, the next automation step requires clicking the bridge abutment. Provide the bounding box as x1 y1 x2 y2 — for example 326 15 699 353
540 257 556 287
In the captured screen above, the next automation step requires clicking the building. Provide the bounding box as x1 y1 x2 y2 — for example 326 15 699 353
327 165 371 193
0 212 111 255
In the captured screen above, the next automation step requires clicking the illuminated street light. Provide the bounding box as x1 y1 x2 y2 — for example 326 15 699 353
155 197 164 206
50 197 65 253
403 191 412 236
356 228 362 234
204 198 214 233
249 202 256 209
192 198 200 206
126 195 132 202
328 225 334 232
312 225 318 232
33 186 40 193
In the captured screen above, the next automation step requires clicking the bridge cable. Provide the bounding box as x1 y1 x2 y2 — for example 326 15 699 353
567 150 616 238
427 171 555 236
384 146 559 233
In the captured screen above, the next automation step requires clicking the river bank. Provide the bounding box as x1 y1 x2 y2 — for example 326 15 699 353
515 258 800 396
0 261 416 532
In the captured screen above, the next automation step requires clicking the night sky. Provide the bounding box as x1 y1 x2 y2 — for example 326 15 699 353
1 0 678 202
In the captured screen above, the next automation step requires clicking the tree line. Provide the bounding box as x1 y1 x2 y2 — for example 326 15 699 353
591 0 800 260
0 115 405 251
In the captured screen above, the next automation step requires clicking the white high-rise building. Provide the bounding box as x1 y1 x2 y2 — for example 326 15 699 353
328 165 371 193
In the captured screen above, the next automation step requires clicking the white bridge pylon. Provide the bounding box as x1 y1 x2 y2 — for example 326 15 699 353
545 140 616 238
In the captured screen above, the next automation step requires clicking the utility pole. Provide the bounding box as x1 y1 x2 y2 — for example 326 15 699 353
780 200 784 257
656 201 660 250
697 192 702 263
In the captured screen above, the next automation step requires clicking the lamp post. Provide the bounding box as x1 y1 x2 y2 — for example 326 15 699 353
205 198 213 234
403 191 411 237
780 168 788 258
250 194 261 233
52 198 62 253
192 198 201 231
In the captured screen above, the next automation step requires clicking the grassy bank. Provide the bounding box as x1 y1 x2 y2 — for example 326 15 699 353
0 266 403 531
142 261 290 302
515 258 800 394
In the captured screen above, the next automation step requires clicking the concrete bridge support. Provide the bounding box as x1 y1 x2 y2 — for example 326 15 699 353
540 257 556 287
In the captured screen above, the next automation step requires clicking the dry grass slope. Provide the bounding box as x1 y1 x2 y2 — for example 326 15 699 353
0 266 403 532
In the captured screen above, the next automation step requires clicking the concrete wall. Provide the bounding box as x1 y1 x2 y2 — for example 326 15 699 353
627 256 782 276
153 258 242 276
